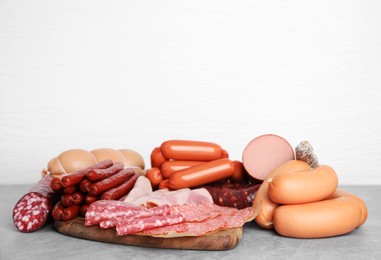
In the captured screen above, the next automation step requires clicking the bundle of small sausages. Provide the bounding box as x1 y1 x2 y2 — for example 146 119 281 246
50 160 140 221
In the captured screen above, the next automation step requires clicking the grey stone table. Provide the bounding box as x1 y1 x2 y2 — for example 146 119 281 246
1 185 380 260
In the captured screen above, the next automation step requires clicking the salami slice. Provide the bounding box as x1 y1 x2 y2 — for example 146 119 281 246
116 213 185 236
84 200 145 226
99 204 171 229
12 192 50 233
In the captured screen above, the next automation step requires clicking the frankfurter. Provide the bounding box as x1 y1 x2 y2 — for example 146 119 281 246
101 173 138 200
150 147 167 168
86 162 124 182
145 167 163 189
273 189 366 238
168 158 235 189
88 168 134 196
160 140 225 161
253 160 310 229
268 164 338 204
160 160 204 179
229 161 249 184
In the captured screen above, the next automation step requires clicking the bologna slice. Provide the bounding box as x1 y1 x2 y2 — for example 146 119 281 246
242 134 294 181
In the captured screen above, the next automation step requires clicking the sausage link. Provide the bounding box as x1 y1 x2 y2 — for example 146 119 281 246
80 179 93 193
62 205 80 221
145 167 163 189
86 162 124 182
62 185 77 194
61 193 73 207
158 179 170 190
273 189 364 238
150 147 167 168
61 159 114 188
168 158 235 189
101 173 138 200
80 204 89 217
72 191 84 205
85 194 98 204
160 160 204 179
268 164 338 204
88 168 135 196
160 140 224 161
50 177 62 193
229 161 249 183
52 201 65 220
253 160 310 229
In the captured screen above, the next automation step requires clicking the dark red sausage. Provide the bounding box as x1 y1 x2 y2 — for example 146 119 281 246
72 192 84 205
80 204 89 217
85 195 98 204
203 183 260 209
62 185 77 194
80 179 93 193
50 177 62 193
62 205 80 221
52 201 65 220
88 168 135 196
87 162 124 182
61 193 73 207
101 174 138 200
61 159 114 188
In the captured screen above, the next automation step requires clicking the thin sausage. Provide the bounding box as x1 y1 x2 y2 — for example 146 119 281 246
80 204 89 217
86 162 124 182
101 173 138 200
72 191 84 205
160 140 224 161
52 201 65 221
160 160 204 179
150 147 167 168
62 205 80 221
61 193 73 207
168 158 235 189
88 168 134 196
229 161 249 183
253 160 310 229
268 164 338 204
85 195 98 204
50 177 62 193
273 189 365 238
80 179 92 193
62 185 76 194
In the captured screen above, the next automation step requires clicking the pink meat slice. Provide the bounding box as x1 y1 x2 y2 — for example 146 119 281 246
84 200 145 226
99 204 171 229
116 213 185 236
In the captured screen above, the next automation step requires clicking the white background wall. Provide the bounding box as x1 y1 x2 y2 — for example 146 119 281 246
1 0 381 185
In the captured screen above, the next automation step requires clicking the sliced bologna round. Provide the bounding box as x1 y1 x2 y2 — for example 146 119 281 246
242 134 295 181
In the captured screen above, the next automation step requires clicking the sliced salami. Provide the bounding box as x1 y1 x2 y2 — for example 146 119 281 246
12 192 50 233
99 204 171 229
116 213 185 236
84 200 144 226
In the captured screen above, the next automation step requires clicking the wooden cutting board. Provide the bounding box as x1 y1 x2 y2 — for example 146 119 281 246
54 217 243 251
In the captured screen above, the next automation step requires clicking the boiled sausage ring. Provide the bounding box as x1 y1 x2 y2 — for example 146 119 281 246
273 189 368 238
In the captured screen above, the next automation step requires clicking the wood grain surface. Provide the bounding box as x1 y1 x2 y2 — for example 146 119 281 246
54 217 243 251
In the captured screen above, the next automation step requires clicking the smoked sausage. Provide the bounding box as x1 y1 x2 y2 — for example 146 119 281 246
252 160 310 229
168 158 235 189
160 140 225 161
86 162 124 182
273 189 366 238
268 164 338 204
